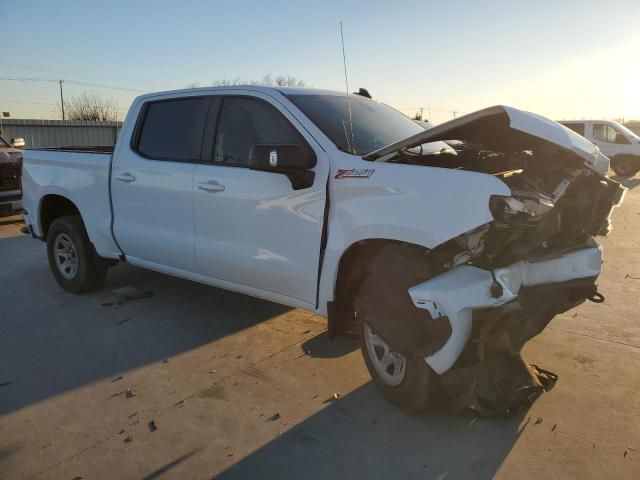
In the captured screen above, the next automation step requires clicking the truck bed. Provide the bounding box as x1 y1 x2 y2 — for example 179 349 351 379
21 148 120 258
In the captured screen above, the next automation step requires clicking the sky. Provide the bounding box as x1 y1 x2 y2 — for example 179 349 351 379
2 0 640 124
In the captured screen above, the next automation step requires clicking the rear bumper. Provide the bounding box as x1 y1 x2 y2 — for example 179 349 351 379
408 244 602 374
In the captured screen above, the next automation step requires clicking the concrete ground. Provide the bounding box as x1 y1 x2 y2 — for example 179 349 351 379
1 176 639 480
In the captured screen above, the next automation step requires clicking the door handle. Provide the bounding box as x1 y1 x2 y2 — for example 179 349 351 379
198 180 225 193
116 172 136 183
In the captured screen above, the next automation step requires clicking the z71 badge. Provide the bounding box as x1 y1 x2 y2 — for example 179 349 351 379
335 169 375 179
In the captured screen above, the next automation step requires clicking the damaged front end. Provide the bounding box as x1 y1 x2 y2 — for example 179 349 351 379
367 105 627 415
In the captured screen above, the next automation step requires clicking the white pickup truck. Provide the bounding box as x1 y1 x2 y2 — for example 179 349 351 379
22 87 625 413
560 120 640 177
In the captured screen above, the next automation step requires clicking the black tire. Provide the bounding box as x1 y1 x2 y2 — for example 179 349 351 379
355 246 442 413
611 155 639 177
358 319 441 413
46 215 108 293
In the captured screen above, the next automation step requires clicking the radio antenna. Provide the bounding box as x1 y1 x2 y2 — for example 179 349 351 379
339 21 355 153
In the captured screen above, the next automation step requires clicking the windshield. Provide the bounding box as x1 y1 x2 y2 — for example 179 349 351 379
287 94 425 155
613 122 640 140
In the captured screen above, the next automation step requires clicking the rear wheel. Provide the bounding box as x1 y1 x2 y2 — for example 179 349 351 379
611 155 639 177
47 215 108 293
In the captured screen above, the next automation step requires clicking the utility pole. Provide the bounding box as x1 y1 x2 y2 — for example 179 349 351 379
59 80 65 120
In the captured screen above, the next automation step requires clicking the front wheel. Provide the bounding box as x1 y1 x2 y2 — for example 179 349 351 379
47 215 108 293
359 319 440 413
355 245 442 413
611 155 639 177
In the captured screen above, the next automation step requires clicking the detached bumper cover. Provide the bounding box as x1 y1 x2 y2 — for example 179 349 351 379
408 245 602 374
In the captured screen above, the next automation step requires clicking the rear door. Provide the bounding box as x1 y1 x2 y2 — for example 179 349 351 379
111 96 211 273
193 93 329 307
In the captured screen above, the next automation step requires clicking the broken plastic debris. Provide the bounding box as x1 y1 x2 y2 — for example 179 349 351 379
125 388 136 399
112 287 154 302
322 393 341 404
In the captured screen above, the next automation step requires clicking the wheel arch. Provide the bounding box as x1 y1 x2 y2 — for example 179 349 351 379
39 194 82 240
327 238 432 337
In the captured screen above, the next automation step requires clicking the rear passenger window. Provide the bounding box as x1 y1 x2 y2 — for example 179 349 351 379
593 123 617 143
135 97 210 161
213 97 303 167
563 123 585 136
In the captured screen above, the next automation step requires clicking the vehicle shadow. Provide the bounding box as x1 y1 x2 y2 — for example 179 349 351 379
611 174 640 190
0 235 290 416
301 331 359 358
217 382 529 480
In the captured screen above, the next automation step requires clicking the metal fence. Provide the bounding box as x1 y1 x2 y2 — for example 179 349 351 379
0 118 123 149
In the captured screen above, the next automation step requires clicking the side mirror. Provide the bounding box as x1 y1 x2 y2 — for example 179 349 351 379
11 137 25 149
248 144 316 171
248 144 316 190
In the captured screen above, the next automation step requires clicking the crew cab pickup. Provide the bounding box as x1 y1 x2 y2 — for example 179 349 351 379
21 87 626 413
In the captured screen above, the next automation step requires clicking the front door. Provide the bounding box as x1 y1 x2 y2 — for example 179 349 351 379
193 94 328 307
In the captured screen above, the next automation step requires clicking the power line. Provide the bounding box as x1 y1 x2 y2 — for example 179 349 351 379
0 62 166 90
0 62 100 78
0 98 58 106
0 77 145 93
0 77 58 82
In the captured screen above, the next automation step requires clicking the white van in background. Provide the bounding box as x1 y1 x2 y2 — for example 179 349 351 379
559 120 640 176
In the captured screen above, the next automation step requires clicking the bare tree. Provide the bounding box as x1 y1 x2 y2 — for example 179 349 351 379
205 74 306 88
60 92 120 121
210 77 243 87
273 75 305 87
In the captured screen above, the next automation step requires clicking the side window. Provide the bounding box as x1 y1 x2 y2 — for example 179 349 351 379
135 97 210 161
593 123 617 143
564 123 585 136
213 97 305 167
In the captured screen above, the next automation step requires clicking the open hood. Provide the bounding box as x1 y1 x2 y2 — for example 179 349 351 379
364 105 609 175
